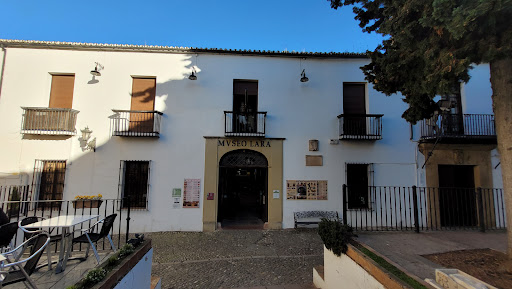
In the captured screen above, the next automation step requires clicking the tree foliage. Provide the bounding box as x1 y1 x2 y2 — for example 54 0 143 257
330 0 512 123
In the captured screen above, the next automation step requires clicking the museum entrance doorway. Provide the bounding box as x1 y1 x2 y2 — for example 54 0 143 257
218 149 268 229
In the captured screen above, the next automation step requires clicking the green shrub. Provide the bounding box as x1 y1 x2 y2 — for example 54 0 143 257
318 218 356 256
118 244 134 258
83 268 107 285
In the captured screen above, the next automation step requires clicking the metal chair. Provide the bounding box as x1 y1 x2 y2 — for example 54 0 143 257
71 214 117 264
0 208 9 226
0 233 50 289
0 222 18 254
18 217 62 270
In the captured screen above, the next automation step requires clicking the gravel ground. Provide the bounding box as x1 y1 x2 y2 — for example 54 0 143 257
148 229 323 289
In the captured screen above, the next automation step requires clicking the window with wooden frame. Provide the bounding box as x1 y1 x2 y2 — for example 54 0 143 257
118 160 151 209
343 83 367 135
130 77 156 133
32 160 67 209
346 163 373 210
49 74 75 109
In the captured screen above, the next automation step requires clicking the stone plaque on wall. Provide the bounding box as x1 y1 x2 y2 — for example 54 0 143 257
306 155 323 166
286 180 327 200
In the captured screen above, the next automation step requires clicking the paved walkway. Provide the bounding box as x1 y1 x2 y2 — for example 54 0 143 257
355 230 507 280
149 230 323 289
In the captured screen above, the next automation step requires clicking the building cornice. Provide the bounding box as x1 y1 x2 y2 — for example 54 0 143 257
0 39 368 59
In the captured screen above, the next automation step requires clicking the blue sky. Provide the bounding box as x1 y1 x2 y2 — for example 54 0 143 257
0 0 384 53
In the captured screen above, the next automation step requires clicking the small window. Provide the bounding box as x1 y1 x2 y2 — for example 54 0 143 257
119 160 150 209
32 160 67 209
346 163 370 209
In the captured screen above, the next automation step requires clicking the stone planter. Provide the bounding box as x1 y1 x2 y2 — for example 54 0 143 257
73 200 103 209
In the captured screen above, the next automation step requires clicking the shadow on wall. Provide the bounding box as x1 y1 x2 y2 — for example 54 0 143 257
3 54 204 206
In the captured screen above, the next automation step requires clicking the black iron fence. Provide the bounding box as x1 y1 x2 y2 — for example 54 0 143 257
419 114 496 139
224 111 266 137
337 114 383 140
21 107 79 135
342 185 506 232
110 110 163 137
1 185 131 251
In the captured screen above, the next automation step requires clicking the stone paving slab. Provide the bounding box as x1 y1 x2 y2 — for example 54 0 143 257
355 230 507 280
148 229 323 289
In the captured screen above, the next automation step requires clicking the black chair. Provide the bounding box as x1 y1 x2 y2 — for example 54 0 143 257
0 222 18 254
0 208 9 226
19 216 63 270
71 214 117 264
0 233 50 289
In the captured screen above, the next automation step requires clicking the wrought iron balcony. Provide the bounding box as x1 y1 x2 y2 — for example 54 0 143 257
21 107 79 135
110 110 163 137
337 114 383 140
419 114 496 143
224 111 266 137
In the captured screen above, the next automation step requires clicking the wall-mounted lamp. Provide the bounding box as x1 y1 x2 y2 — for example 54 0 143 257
79 126 96 152
188 67 197 80
300 69 309 83
90 62 104 76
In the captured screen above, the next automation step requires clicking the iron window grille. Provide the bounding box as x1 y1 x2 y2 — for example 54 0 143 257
32 160 67 210
118 160 151 209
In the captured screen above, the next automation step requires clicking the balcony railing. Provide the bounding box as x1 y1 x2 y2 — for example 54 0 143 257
111 110 163 137
21 107 79 135
224 111 267 137
419 114 496 142
337 114 383 140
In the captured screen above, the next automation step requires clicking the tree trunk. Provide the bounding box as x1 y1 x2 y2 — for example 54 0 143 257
490 58 512 259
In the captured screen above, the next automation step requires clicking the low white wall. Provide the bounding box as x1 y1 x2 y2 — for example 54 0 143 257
322 246 385 289
114 248 153 289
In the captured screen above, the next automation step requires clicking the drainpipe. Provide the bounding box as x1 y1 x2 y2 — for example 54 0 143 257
0 45 7 102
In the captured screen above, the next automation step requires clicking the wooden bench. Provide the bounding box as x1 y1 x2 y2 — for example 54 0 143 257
294 211 339 228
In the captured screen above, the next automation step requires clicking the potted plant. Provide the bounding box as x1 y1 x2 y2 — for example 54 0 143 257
73 194 103 209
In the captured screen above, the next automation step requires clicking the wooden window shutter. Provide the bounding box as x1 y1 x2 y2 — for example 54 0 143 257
130 78 156 132
49 75 75 108
131 78 156 111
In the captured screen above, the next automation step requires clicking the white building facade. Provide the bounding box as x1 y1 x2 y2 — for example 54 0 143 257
0 40 502 233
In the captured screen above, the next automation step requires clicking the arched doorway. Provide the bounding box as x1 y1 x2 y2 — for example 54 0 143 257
218 149 268 229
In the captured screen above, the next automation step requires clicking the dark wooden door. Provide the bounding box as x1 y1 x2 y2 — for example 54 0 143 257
438 165 476 227
343 83 366 135
347 164 369 209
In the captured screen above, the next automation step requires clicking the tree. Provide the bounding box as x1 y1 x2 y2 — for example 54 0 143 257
330 0 512 258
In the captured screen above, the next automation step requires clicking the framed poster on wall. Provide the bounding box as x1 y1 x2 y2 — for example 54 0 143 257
183 179 201 208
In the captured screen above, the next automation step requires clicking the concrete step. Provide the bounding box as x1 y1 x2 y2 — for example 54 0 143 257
434 269 498 289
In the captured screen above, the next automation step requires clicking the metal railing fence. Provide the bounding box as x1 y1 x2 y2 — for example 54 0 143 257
224 111 266 137
419 114 496 139
337 114 383 140
342 185 506 232
111 110 163 137
21 107 79 135
1 186 131 252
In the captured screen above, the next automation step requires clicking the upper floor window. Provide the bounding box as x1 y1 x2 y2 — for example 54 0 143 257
49 74 75 108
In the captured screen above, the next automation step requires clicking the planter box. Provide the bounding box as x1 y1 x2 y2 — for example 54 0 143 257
73 200 103 209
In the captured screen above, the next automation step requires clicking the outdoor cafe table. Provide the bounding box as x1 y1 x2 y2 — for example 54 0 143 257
22 215 99 273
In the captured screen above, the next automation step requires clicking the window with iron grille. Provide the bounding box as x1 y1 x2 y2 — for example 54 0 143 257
32 160 66 209
346 163 373 209
119 160 150 209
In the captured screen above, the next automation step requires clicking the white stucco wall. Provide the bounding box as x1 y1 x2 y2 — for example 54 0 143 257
114 248 153 289
0 44 500 232
322 246 385 289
